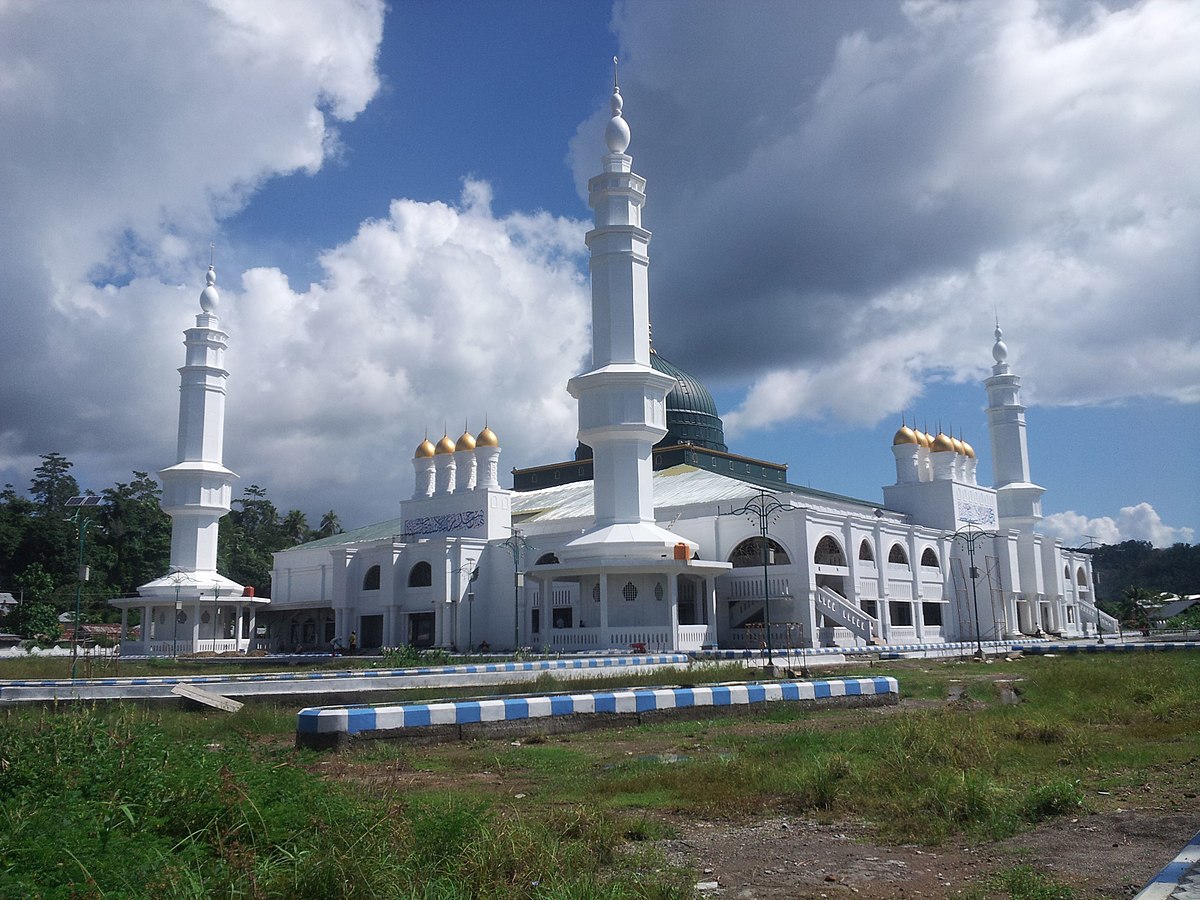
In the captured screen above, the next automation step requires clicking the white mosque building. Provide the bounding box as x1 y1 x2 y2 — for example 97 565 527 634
261 71 1108 655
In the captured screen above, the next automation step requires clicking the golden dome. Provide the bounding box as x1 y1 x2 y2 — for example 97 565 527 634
435 434 456 455
455 431 476 451
951 436 966 455
931 432 956 453
917 430 932 450
476 425 499 447
962 440 976 459
414 438 436 459
892 425 919 446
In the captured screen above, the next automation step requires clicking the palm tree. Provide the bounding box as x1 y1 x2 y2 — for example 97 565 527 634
317 510 343 539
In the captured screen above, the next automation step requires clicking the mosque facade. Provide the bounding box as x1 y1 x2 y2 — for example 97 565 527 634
261 72 1108 656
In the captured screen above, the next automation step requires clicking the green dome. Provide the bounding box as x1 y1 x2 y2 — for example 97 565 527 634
575 351 727 459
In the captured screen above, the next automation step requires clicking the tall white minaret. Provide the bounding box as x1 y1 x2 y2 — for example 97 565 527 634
562 60 696 559
149 263 241 589
985 322 1044 530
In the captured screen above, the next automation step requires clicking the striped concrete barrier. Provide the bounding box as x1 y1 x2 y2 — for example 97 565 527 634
1014 642 1200 655
295 676 900 749
1134 829 1200 899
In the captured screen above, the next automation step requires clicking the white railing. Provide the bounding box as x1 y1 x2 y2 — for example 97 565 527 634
886 563 911 575
815 586 876 642
548 628 603 651
720 572 792 601
817 626 863 647
922 625 943 640
858 577 879 597
609 628 674 651
887 581 914 600
677 625 714 651
920 580 943 600
887 626 918 642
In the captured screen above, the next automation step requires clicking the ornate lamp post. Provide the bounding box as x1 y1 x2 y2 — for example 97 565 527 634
66 495 103 680
948 524 998 659
500 528 530 652
167 569 192 658
723 491 798 663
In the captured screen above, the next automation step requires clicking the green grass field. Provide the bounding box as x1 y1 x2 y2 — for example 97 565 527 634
2 653 1197 898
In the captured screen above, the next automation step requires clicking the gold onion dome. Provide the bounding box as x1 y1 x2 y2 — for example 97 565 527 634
414 438 436 459
476 425 499 447
931 432 957 453
962 440 976 459
952 436 967 455
892 425 919 446
455 431 477 451
917 430 932 449
435 434 456 455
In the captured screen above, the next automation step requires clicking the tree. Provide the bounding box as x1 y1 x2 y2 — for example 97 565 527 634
317 510 343 539
99 472 170 603
30 452 80 513
10 563 60 641
281 509 310 546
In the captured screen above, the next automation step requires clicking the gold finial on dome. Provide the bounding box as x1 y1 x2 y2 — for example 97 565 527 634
414 437 436 459
476 423 499 447
892 424 918 446
435 434 456 455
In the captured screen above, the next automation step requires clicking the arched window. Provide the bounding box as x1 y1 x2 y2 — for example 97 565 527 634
1076 567 1088 587
888 544 909 566
362 565 381 591
920 548 939 569
729 537 791 568
536 552 560 565
408 561 432 588
814 536 846 567
858 540 875 562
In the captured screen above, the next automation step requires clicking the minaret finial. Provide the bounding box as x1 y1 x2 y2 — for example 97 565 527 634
605 58 631 154
199 252 219 313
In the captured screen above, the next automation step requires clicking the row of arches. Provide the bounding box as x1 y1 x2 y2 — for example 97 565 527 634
361 561 433 592
731 535 940 570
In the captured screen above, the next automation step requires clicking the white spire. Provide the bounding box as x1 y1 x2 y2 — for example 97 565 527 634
992 318 1008 368
199 264 219 315
604 56 631 154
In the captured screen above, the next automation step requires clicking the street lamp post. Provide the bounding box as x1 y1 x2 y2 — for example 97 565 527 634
66 495 103 681
723 491 798 664
948 524 999 659
167 570 192 659
211 583 224 651
500 529 530 652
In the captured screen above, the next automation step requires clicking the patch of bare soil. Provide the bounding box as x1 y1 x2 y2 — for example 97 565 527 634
657 806 1200 898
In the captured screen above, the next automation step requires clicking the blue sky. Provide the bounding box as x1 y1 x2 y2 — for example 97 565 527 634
0 0 1196 548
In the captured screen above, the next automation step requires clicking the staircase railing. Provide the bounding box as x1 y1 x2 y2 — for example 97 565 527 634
814 586 876 643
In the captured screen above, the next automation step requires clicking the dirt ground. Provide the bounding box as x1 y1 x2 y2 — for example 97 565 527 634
657 806 1200 898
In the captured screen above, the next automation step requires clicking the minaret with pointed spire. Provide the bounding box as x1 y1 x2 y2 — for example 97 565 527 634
562 60 696 559
150 261 241 589
985 322 1044 529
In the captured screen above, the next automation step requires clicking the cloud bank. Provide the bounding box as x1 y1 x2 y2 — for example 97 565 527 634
1042 503 1196 549
581 0 1200 433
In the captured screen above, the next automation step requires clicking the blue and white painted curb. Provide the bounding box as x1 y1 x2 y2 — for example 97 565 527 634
1014 642 1200 655
1134 829 1200 899
693 639 1042 661
0 654 688 690
296 676 900 741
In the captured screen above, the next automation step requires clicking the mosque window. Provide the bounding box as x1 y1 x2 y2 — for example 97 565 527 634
536 553 560 565
814 536 846 567
592 583 601 602
623 582 638 602
858 540 875 563
730 537 791 568
922 603 943 626
654 582 664 601
920 548 939 569
888 544 909 566
889 601 914 626
1076 568 1088 587
408 561 432 588
362 565 381 591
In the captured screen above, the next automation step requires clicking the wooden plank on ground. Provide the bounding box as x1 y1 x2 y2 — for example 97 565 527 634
171 683 243 712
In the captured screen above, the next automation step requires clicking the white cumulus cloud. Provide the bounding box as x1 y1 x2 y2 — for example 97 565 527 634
1041 503 1195 549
